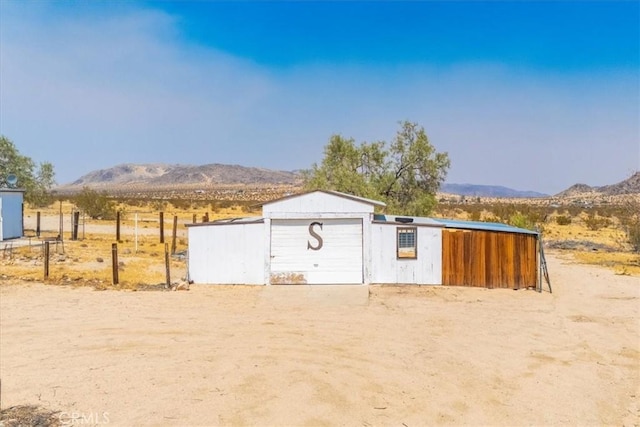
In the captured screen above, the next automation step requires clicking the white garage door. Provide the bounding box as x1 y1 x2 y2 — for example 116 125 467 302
270 218 363 284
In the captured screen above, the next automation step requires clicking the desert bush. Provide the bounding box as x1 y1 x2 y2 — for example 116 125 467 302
73 186 117 220
151 199 168 211
627 221 640 253
616 201 640 253
28 190 56 208
211 200 236 212
483 215 501 223
508 212 535 230
555 215 572 225
116 206 128 221
584 213 611 231
187 199 207 209
490 203 518 222
468 210 482 222
169 198 192 210
120 197 146 208
565 205 587 217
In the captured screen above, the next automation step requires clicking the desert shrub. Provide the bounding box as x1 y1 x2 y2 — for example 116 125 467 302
116 206 128 221
469 210 482 221
483 215 501 223
458 203 483 220
555 215 572 225
584 213 611 231
616 201 640 253
490 203 518 222
523 205 548 225
626 221 640 253
190 199 209 209
566 205 586 217
242 203 261 214
169 198 192 210
73 187 117 220
211 200 236 212
28 190 56 208
122 197 146 208
508 212 535 230
151 199 168 211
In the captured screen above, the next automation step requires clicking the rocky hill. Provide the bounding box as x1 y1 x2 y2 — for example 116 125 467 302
58 163 302 192
555 172 640 197
58 163 639 205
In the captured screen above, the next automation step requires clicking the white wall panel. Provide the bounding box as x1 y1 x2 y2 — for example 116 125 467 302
188 222 264 284
370 223 442 285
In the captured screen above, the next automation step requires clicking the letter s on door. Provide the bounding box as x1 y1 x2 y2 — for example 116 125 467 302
307 221 323 250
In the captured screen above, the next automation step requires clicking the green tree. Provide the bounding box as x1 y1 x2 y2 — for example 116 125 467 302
73 186 116 220
0 135 56 206
303 121 450 216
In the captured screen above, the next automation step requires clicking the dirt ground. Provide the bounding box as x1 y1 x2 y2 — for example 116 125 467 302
0 250 638 426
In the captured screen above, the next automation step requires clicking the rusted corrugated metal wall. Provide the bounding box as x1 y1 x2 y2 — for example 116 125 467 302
442 230 538 289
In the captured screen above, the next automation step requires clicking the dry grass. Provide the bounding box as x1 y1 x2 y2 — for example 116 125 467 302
572 251 640 276
4 202 259 290
543 220 626 247
0 405 61 427
542 213 640 275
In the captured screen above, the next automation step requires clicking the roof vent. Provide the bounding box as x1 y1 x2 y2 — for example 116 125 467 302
395 217 413 223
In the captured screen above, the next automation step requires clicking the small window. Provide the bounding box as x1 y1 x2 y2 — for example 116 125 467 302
397 227 417 259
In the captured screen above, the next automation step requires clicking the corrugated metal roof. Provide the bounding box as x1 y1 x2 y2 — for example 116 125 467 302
372 214 443 227
432 218 539 235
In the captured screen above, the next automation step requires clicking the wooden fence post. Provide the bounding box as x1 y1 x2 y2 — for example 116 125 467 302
44 241 50 280
112 243 119 285
171 215 178 255
164 243 171 287
36 212 41 237
159 212 165 243
72 211 80 241
116 210 121 243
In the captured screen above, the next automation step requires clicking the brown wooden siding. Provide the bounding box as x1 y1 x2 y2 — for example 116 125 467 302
442 229 538 289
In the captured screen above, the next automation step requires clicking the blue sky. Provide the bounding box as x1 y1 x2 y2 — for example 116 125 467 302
1 0 638 194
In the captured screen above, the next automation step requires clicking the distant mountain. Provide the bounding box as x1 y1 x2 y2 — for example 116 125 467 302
61 163 638 200
440 183 548 198
555 172 640 197
58 163 302 190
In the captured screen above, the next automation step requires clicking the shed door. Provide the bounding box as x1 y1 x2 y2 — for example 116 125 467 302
270 218 363 284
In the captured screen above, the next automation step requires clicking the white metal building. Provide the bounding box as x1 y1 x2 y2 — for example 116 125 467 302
0 189 25 241
187 190 443 285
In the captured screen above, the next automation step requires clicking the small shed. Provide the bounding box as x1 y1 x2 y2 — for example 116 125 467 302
436 219 539 289
187 190 539 289
187 190 444 285
0 188 25 241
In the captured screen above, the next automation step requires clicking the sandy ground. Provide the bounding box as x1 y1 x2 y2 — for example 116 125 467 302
0 251 638 426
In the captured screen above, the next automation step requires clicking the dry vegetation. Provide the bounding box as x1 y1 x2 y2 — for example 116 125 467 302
2 198 262 290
